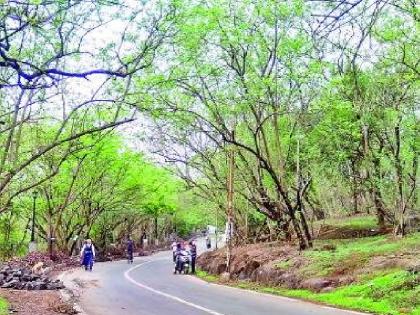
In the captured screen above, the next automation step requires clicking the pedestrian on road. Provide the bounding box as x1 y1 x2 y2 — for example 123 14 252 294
206 236 211 249
127 236 134 264
189 240 197 274
80 239 95 271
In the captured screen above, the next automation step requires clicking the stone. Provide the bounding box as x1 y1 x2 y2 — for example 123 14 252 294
30 274 40 281
321 244 336 251
0 264 64 291
238 271 248 280
26 282 34 290
14 282 26 290
46 281 65 290
406 263 420 275
301 278 332 292
277 272 300 289
32 281 47 290
0 266 10 275
1 279 19 288
219 272 231 283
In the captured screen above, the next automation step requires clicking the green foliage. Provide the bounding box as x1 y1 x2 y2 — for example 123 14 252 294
0 298 7 315
316 216 378 230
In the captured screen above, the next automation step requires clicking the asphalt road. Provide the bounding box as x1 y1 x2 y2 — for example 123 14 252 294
62 243 367 315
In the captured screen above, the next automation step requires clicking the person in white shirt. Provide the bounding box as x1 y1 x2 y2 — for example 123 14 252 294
171 241 178 262
80 239 96 271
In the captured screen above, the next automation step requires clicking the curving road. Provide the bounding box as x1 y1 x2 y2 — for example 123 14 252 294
61 245 367 315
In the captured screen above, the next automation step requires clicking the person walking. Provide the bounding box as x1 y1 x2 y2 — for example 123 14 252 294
80 239 95 271
127 236 134 264
205 235 211 249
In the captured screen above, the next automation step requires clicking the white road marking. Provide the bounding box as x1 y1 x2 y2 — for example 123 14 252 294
125 255 368 315
124 259 226 315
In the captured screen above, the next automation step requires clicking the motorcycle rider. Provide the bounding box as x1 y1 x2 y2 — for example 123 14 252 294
174 242 183 274
174 242 191 274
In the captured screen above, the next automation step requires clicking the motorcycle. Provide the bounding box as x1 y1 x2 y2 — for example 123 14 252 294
174 254 190 274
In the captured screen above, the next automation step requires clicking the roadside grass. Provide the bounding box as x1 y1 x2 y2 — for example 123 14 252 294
196 269 420 315
300 233 420 278
315 215 378 230
196 270 219 282
0 298 8 315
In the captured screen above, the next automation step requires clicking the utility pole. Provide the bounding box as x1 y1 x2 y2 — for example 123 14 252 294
215 206 218 249
226 130 235 273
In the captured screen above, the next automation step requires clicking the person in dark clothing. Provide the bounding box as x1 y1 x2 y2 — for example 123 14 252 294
189 240 197 274
174 243 183 273
205 236 211 249
127 236 134 264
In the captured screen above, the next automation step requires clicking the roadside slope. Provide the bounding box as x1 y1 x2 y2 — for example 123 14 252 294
197 232 420 315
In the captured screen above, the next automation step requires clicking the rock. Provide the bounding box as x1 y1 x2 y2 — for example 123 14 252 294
406 263 420 275
0 266 10 274
250 264 284 285
32 281 47 290
30 274 40 281
238 271 248 280
42 266 53 275
338 275 355 286
0 263 64 291
277 272 300 289
219 272 231 283
1 279 19 288
46 281 65 290
321 244 336 251
14 282 26 290
301 278 333 292
26 282 35 290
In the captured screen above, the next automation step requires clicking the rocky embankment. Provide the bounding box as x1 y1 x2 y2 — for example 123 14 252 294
0 265 65 290
0 251 78 291
197 238 420 293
